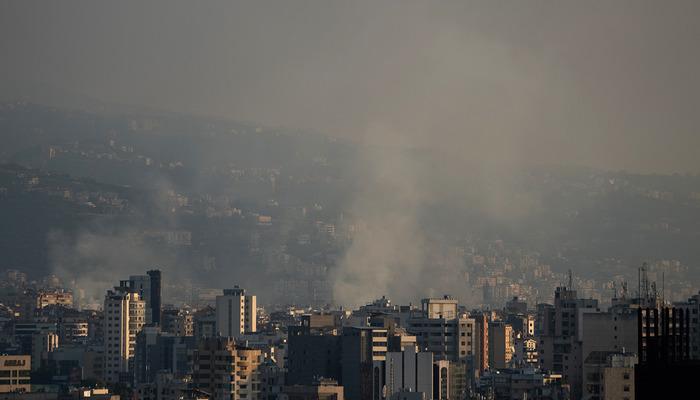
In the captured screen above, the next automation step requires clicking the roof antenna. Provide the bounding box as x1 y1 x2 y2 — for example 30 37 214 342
568 269 573 291
662 271 665 306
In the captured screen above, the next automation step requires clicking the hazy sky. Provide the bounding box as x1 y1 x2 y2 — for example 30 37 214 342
2 0 699 172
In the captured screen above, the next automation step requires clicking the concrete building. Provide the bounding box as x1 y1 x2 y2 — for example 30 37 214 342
129 270 162 325
0 355 30 393
673 291 700 359
48 343 104 382
505 297 528 316
216 286 256 338
193 337 262 400
407 312 476 363
341 327 388 400
286 325 342 386
193 306 217 339
477 368 568 400
582 352 636 400
161 309 194 337
421 296 458 320
513 334 538 367
134 327 195 384
260 359 286 400
31 331 58 371
355 297 417 329
488 322 513 369
283 379 344 400
580 305 638 367
375 358 466 400
13 322 57 355
134 372 197 400
36 290 73 309
58 317 89 343
103 282 146 384
378 346 433 399
537 286 599 400
72 387 120 400
472 313 489 376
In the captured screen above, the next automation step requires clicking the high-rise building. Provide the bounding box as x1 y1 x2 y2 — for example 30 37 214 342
286 324 342 386
147 270 162 325
488 321 513 369
407 302 476 363
193 337 262 400
162 308 194 337
472 313 489 376
513 333 538 367
581 304 638 367
341 327 388 400
537 286 599 400
31 331 58 371
103 282 146 384
634 306 700 400
380 346 434 399
133 326 195 384
128 269 162 326
216 286 256 338
673 291 700 359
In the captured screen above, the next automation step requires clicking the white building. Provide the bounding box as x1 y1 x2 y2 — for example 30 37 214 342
103 282 146 383
216 286 256 338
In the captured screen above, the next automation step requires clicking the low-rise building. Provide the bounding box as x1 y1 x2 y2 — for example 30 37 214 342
0 355 31 393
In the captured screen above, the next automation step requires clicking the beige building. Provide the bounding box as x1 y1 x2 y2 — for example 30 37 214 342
0 355 30 393
583 351 636 400
216 286 256 338
103 283 146 383
602 354 635 400
421 296 458 320
36 290 73 309
193 337 262 400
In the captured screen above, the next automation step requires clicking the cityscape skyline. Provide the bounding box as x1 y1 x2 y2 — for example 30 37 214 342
1 1 699 399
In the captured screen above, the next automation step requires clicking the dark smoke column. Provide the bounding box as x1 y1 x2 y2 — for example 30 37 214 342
147 269 162 325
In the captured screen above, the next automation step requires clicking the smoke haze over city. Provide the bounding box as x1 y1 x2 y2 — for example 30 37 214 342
3 1 700 306
2 0 700 172
2 2 700 399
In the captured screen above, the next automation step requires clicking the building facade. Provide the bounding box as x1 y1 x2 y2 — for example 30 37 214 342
216 286 257 338
193 337 263 400
0 355 31 393
103 283 146 384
